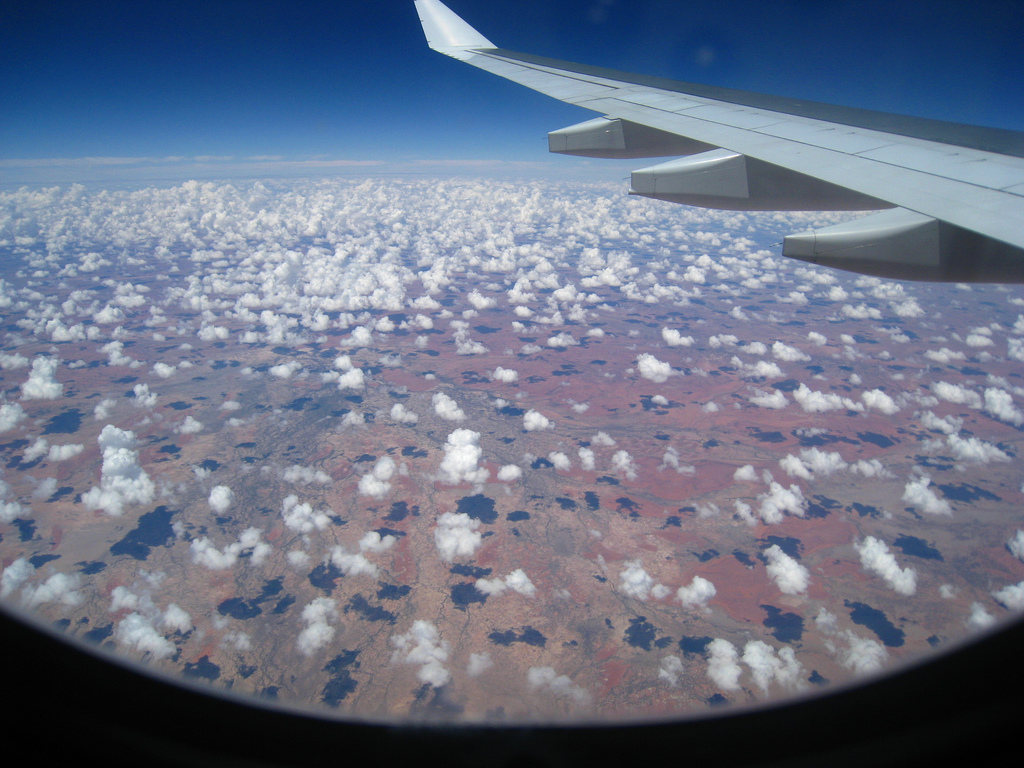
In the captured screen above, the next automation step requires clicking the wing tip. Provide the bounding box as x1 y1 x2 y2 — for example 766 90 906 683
415 0 496 55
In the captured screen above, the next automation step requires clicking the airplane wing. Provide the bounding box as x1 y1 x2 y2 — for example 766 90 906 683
415 0 1024 283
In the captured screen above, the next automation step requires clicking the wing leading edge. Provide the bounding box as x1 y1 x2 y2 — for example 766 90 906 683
414 0 1024 283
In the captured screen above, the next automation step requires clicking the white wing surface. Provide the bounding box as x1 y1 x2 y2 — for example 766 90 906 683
415 0 1024 282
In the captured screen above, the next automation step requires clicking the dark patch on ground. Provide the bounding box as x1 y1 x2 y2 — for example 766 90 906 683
76 560 106 575
42 408 82 435
761 604 804 643
183 656 221 681
733 550 755 567
345 594 396 623
488 626 546 647
759 535 803 559
555 497 576 510
109 506 177 560
846 600 904 647
321 651 360 707
218 598 262 620
624 616 657 650
450 563 491 578
457 494 497 524
450 582 487 610
936 483 1000 503
83 623 113 644
596 476 620 485
850 502 882 518
748 428 786 444
377 583 412 600
894 535 943 561
308 561 344 593
167 401 192 411
679 636 713 655
858 432 897 448
531 457 554 469
694 549 719 562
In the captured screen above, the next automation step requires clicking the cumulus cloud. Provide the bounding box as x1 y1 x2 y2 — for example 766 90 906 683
815 609 889 675
116 612 176 659
706 639 743 691
0 402 27 433
742 640 805 693
618 560 668 601
855 536 917 595
434 511 483 561
433 392 467 422
763 545 810 595
208 485 234 513
902 475 952 516
358 456 396 499
475 568 536 597
756 481 807 524
437 428 488 485
522 409 552 431
527 666 590 705
190 527 271 570
661 328 694 347
497 464 522 481
391 620 451 687
861 389 900 415
81 425 155 516
281 494 332 533
636 353 674 383
21 356 63 400
675 575 716 609
749 389 788 409
490 366 519 383
611 450 638 480
771 341 810 362
792 383 862 413
297 597 338 656
390 403 419 424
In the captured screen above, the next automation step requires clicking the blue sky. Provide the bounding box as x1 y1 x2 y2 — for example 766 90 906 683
1 0 1021 180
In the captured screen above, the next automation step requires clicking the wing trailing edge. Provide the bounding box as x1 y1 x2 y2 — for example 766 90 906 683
415 0 1024 282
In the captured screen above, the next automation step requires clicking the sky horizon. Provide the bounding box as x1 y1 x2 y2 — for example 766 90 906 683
2 0 1022 183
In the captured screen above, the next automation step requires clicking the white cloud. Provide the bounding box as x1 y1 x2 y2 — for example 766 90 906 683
522 409 552 431
771 341 809 362
742 640 805 693
174 415 204 435
391 620 451 687
297 597 338 656
861 389 900 415
763 545 810 595
756 481 807 524
490 366 519 383
281 494 332 533
208 485 234 513
855 536 917 595
618 560 668 601
434 511 483 561
749 389 788 409
661 328 694 347
476 568 536 597
902 475 952 516
527 666 590 705
675 575 716 609
433 392 467 422
437 428 488 485
81 425 155 516
0 402 27 433
636 353 673 383
21 356 63 400
390 403 419 424
358 456 397 499
706 638 742 691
